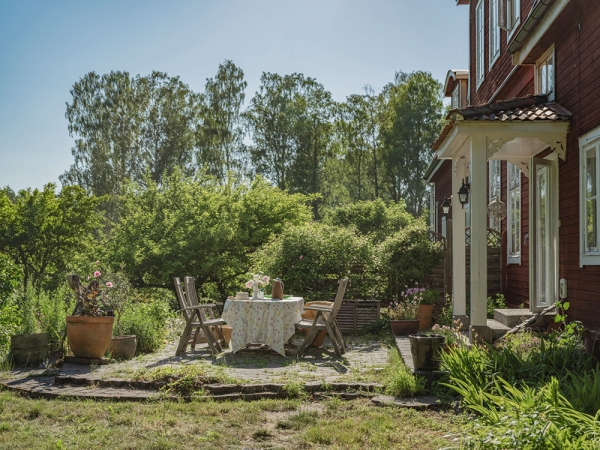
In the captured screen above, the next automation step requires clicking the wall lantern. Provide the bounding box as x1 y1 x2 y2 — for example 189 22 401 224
441 197 451 215
457 179 470 208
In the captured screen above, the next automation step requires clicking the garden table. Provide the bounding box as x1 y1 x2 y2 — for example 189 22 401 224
221 296 304 356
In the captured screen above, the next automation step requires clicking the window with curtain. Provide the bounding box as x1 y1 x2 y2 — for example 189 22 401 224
507 163 521 263
489 160 501 231
489 0 500 67
536 46 555 101
580 126 600 265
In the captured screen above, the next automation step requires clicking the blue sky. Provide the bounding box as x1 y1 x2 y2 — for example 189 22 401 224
0 0 468 192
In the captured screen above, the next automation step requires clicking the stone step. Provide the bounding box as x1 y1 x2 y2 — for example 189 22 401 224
487 319 510 341
493 308 556 329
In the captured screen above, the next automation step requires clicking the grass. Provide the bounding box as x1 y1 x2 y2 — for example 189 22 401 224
0 391 464 449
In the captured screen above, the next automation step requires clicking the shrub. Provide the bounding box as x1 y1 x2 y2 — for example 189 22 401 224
322 199 414 243
375 224 443 301
0 253 21 305
119 295 174 354
0 297 21 360
252 223 374 301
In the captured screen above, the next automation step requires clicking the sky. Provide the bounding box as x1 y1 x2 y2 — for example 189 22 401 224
0 0 469 192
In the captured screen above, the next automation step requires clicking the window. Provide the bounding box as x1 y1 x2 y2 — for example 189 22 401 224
536 46 555 101
507 163 521 264
489 0 500 68
580 126 600 266
489 160 501 231
441 216 447 238
507 0 520 32
476 0 485 87
451 85 460 109
429 184 436 232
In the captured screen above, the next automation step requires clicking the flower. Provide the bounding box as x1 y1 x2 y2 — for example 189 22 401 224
95 260 100 265
94 271 101 277
299 255 303 260
245 280 254 289
245 273 270 290
106 282 113 288
262 275 270 283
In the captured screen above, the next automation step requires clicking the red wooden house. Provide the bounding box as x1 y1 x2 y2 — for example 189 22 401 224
426 0 600 338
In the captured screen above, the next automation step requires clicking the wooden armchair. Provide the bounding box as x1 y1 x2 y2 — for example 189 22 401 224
295 278 349 356
174 277 227 356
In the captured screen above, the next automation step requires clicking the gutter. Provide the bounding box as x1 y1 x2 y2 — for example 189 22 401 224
507 0 555 55
423 156 443 182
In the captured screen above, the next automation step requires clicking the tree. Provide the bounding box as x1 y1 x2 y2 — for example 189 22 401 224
0 184 102 291
197 61 247 180
382 71 444 216
61 71 200 198
245 72 334 217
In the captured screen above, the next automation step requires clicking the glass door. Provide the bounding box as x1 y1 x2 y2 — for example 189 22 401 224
530 158 558 311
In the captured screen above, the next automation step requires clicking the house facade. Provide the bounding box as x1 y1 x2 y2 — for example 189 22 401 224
427 0 600 335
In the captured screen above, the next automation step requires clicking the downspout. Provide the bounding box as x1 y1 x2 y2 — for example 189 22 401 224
507 0 555 55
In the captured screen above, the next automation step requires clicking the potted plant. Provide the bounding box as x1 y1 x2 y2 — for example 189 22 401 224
386 295 420 336
106 271 137 360
65 265 114 359
415 288 439 330
409 332 445 371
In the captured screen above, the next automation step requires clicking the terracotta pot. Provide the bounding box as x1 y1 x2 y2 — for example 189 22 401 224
109 335 137 360
390 319 420 336
416 304 434 330
66 315 114 359
409 334 445 371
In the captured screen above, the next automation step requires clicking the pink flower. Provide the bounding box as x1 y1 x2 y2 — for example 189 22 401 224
94 271 101 277
245 280 253 289
95 260 100 265
106 282 113 288
299 255 303 260
262 276 270 283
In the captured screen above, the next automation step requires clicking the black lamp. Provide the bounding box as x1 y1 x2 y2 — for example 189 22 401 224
441 197 451 215
458 179 470 208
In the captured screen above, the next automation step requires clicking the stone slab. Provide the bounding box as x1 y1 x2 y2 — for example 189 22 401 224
64 356 110 366
371 395 438 409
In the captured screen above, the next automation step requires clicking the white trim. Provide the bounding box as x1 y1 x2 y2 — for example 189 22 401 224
475 0 485 89
489 0 501 69
507 162 521 264
507 0 521 42
579 126 600 266
535 45 556 101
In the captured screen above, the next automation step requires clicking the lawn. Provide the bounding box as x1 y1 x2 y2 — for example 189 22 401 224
0 391 464 449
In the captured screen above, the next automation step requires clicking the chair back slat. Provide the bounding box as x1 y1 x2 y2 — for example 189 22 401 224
185 276 212 321
330 278 349 320
174 277 191 320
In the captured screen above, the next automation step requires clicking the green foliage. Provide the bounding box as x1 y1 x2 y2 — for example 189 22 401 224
435 294 454 326
419 289 439 306
375 224 443 300
382 350 426 396
0 183 102 291
454 377 600 449
119 295 175 354
104 270 132 336
0 298 21 360
108 173 311 297
0 253 21 304
17 282 39 335
252 223 372 301
487 293 506 318
322 198 413 243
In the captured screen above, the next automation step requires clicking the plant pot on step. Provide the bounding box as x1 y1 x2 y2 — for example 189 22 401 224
409 334 445 370
66 315 114 359
390 319 420 336
109 335 137 360
416 304 434 330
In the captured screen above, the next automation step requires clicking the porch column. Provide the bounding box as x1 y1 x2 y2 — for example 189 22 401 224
451 156 467 319
470 135 488 329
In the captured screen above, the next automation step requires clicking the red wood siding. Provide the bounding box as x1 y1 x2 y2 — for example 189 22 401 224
430 160 453 232
554 0 600 329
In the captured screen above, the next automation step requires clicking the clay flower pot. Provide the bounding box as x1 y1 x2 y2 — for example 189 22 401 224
109 335 137 360
66 315 114 359
416 304 434 330
390 319 420 336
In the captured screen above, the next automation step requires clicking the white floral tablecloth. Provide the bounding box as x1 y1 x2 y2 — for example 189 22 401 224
221 297 304 356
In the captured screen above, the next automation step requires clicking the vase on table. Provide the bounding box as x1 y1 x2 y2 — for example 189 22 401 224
252 281 261 300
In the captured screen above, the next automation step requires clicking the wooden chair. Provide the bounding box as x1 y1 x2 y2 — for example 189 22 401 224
174 277 227 356
295 278 349 356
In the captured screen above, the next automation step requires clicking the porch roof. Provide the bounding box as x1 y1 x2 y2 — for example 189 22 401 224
432 94 571 151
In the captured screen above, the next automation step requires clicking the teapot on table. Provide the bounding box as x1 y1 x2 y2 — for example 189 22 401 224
271 278 284 300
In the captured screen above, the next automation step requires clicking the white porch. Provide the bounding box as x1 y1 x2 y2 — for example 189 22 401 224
431 96 570 341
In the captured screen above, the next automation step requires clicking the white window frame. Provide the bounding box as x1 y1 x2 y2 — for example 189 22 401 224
489 160 501 231
451 84 460 109
441 216 447 239
579 126 600 266
489 0 501 69
507 0 521 41
507 162 521 264
535 46 556 101
429 183 436 232
475 0 485 88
